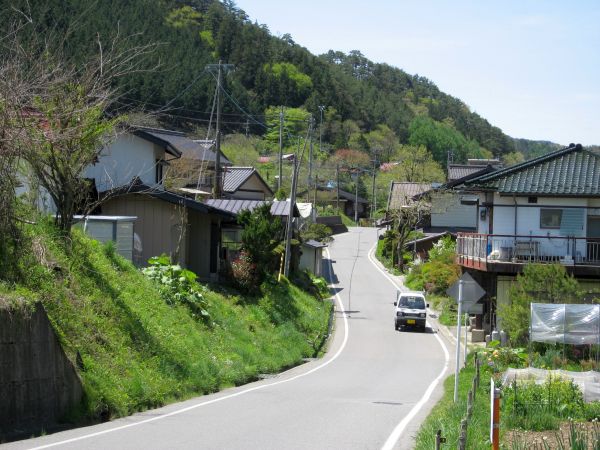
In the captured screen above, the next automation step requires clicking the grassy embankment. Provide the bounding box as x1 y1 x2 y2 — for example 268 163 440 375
1 221 331 422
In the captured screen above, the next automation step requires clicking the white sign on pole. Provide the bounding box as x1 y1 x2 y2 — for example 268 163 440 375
450 273 486 403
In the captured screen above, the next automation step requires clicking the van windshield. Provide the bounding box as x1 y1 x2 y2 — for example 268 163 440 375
399 296 425 309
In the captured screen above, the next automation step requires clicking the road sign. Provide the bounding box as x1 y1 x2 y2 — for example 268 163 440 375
446 272 486 307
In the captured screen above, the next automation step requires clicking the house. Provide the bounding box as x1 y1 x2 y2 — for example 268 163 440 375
429 163 499 232
86 126 235 279
303 185 370 219
222 167 273 200
166 137 232 195
86 126 185 193
451 144 600 331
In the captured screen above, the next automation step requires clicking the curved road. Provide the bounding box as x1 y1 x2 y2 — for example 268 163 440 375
5 227 451 450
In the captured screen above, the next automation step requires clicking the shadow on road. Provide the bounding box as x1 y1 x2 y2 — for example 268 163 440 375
396 326 437 334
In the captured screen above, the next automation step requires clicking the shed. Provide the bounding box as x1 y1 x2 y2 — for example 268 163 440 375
299 239 327 277
73 215 137 261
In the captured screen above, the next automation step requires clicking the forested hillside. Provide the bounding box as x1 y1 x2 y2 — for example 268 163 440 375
0 0 530 168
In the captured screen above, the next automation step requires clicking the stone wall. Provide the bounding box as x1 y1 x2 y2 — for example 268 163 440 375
0 303 82 439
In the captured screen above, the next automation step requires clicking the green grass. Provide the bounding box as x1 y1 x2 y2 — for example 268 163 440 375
426 295 458 326
414 357 493 449
374 238 402 275
2 221 331 422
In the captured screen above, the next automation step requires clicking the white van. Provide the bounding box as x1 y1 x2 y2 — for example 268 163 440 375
394 291 428 331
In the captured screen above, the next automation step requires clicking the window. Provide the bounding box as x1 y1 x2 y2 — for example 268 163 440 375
528 196 538 204
155 159 164 184
540 209 562 228
398 296 425 309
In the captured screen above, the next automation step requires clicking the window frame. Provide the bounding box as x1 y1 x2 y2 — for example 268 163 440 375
540 208 563 229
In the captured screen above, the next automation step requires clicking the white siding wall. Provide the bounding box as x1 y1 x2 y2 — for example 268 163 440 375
431 192 477 228
491 195 588 258
86 133 165 192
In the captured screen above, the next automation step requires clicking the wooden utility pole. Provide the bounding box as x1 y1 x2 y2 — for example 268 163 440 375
371 158 377 219
278 106 283 192
336 164 340 214
307 115 314 201
284 122 313 277
206 60 234 199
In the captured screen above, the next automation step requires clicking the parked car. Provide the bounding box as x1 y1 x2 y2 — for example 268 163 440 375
394 291 428 331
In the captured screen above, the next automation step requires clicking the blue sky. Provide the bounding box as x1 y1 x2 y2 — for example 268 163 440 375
234 1 600 146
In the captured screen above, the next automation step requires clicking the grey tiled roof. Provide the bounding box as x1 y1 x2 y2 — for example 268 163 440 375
448 165 489 181
387 182 431 209
464 144 600 196
132 126 231 165
205 199 299 217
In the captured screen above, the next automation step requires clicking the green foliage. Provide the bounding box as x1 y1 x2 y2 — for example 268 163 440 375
142 255 209 320
414 355 492 449
300 223 332 243
237 203 284 281
498 264 582 346
408 115 485 165
165 6 202 29
6 222 330 422
405 237 460 294
503 377 585 431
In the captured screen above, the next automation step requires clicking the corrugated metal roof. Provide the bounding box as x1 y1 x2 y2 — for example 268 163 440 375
464 144 600 196
133 126 231 165
222 167 272 195
387 182 431 209
205 199 298 217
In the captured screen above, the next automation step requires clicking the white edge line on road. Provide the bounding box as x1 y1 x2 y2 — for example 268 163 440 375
28 251 348 450
366 242 450 450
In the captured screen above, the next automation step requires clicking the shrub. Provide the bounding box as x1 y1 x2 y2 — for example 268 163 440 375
300 223 332 243
142 255 209 320
229 250 260 293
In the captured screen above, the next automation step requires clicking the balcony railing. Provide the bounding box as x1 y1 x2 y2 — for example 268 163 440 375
456 233 600 267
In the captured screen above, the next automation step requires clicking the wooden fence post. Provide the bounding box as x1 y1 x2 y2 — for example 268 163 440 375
435 429 445 450
458 418 468 450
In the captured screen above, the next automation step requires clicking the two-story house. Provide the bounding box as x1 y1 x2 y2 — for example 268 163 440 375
452 144 600 331
87 126 234 279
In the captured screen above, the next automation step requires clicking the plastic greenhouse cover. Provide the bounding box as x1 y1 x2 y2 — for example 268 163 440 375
530 303 600 345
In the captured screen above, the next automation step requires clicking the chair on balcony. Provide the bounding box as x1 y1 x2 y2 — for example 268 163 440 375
514 241 539 262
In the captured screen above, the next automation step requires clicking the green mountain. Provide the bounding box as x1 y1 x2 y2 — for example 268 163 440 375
2 0 534 164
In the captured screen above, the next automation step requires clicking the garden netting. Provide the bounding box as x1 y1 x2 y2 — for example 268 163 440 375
502 368 600 403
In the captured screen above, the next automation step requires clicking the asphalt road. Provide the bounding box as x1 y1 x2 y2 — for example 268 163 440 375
4 227 452 450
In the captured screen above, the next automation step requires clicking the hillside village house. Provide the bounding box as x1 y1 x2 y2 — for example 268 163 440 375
86 126 234 279
451 144 600 332
221 167 273 200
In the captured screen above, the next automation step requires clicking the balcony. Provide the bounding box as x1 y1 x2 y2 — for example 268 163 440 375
456 233 600 275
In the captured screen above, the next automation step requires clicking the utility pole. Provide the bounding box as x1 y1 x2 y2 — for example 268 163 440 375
278 106 284 192
307 115 314 200
336 164 340 214
206 60 234 199
354 171 359 224
371 158 377 220
244 119 249 138
318 105 325 154
284 121 313 277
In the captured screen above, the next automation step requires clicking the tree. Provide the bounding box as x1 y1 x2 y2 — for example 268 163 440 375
237 203 285 280
6 27 155 235
388 200 428 271
498 264 582 345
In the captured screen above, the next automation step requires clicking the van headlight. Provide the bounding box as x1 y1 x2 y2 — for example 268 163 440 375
420 313 426 318
396 312 403 317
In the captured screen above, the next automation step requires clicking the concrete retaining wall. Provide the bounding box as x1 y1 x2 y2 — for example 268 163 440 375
0 303 82 439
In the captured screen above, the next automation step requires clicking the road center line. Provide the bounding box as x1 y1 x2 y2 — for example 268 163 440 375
28 250 349 450
366 240 450 450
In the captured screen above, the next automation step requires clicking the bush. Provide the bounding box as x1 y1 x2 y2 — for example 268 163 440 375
229 250 260 293
142 255 209 320
300 223 332 243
